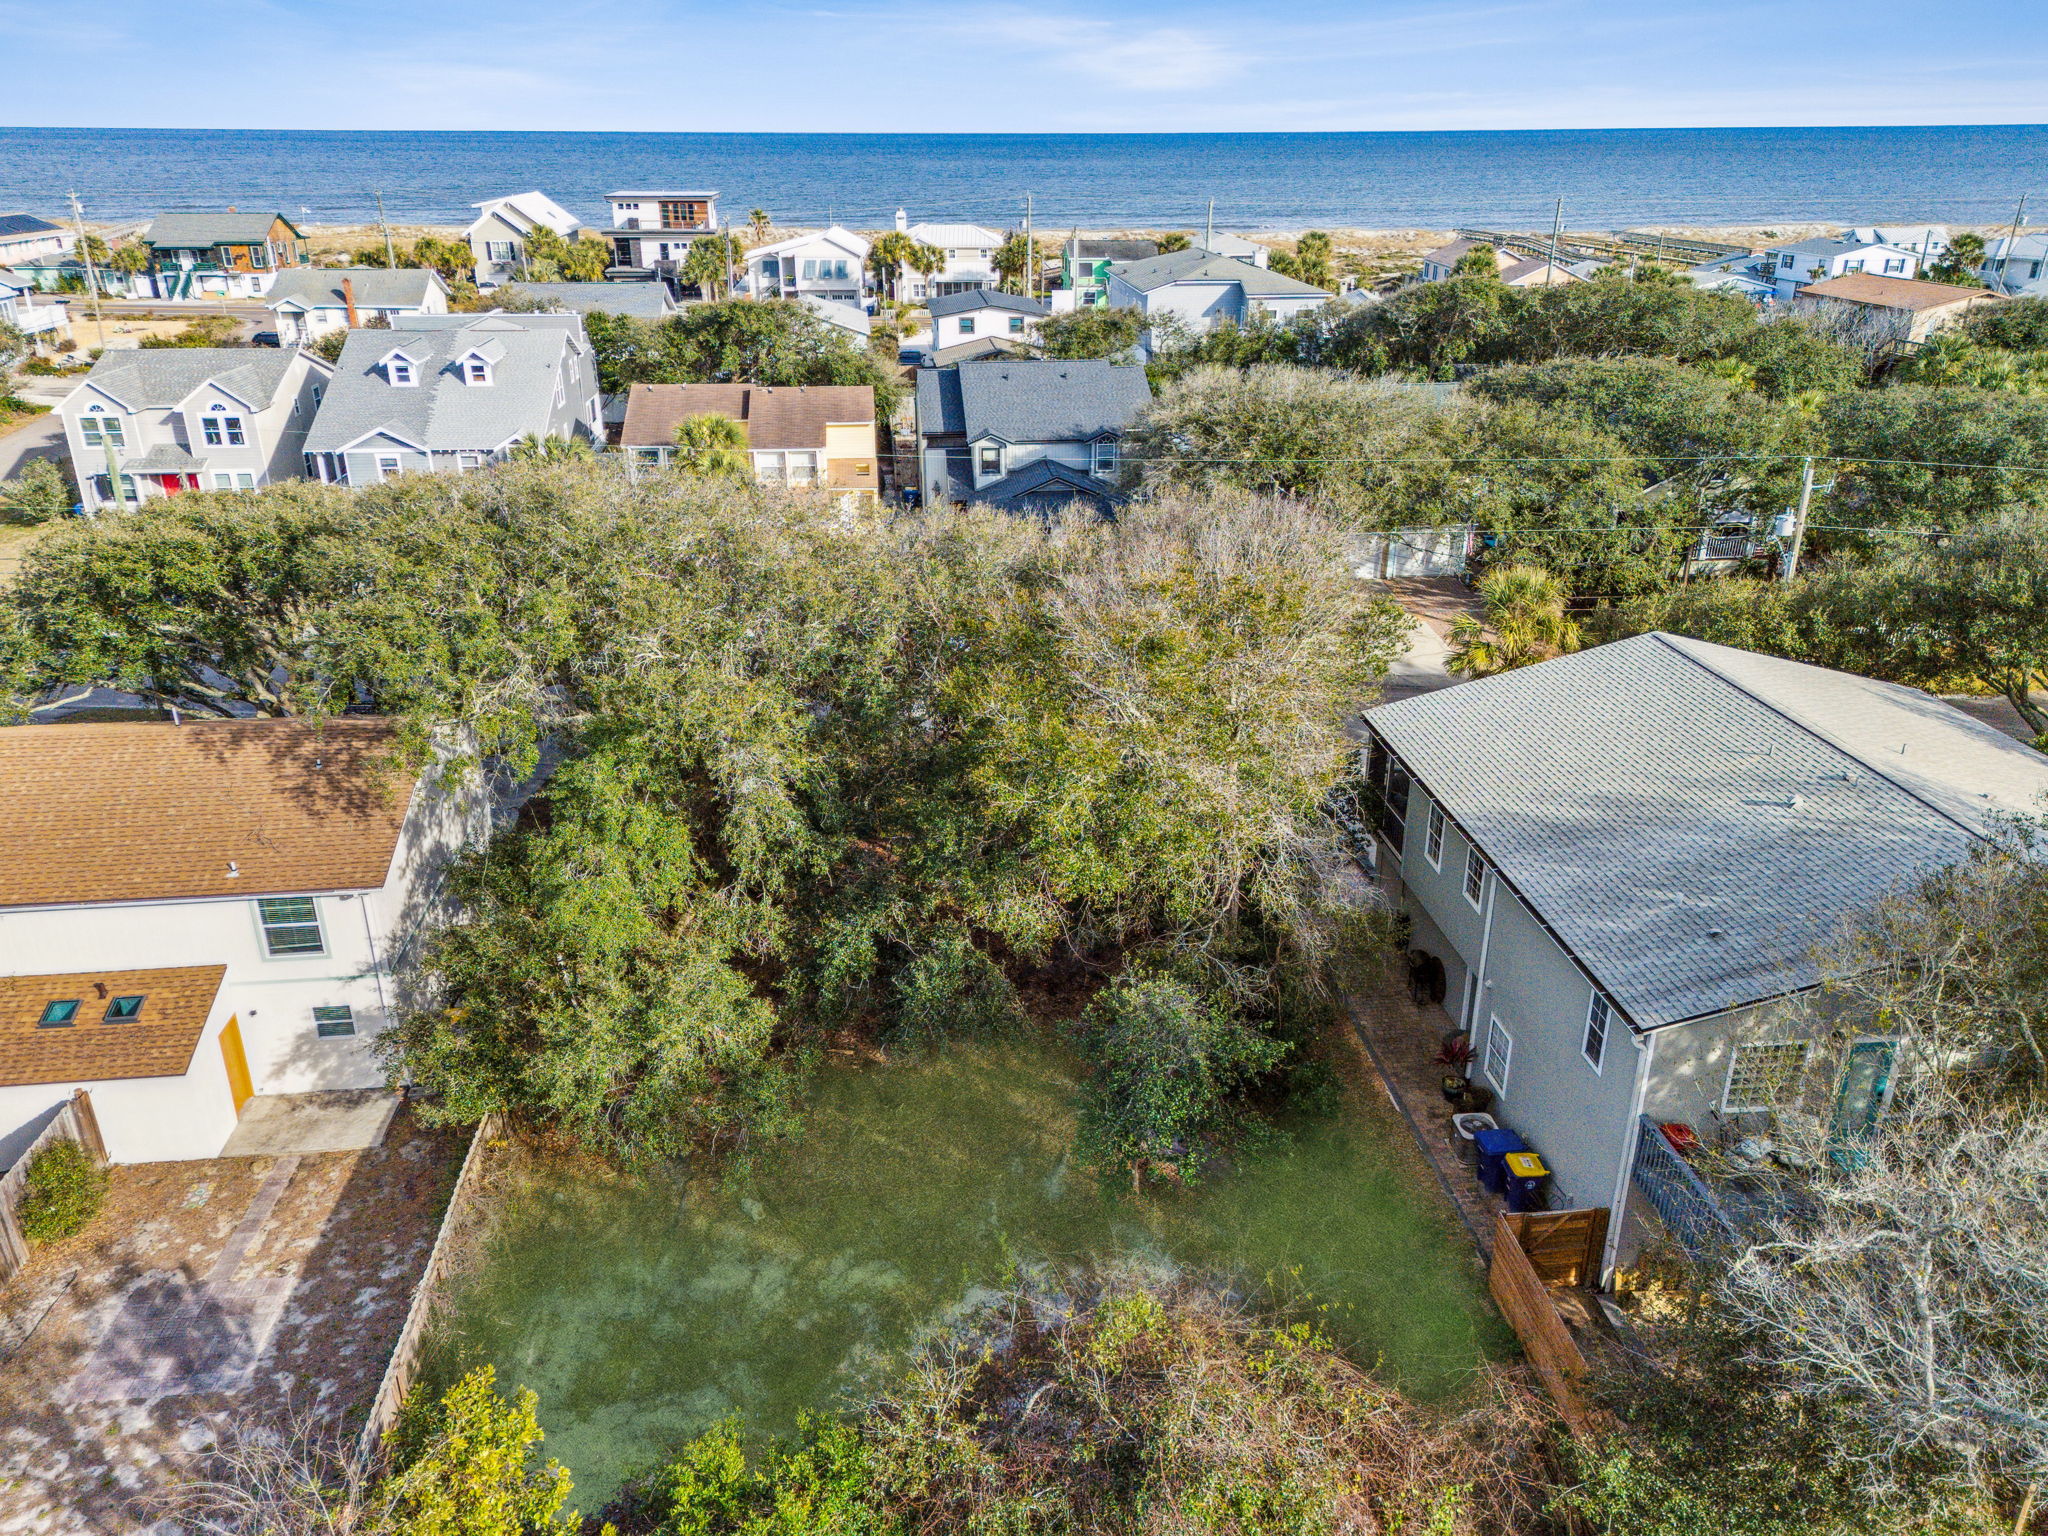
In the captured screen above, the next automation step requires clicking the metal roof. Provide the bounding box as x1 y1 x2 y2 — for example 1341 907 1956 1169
1366 633 2048 1029
1108 249 1331 297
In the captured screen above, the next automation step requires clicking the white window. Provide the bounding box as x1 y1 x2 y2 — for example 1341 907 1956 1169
1009 316 1026 334
312 385 323 406
1883 258 1906 274
465 359 491 384
1424 802 1446 869
456 451 482 471
81 414 125 447
485 241 515 262
237 472 254 490
202 416 245 447
977 444 1002 477
1463 846 1487 909
1482 1014 1513 1093
376 455 402 480
257 896 325 957
1583 992 1611 1072
214 473 233 490
1090 438 1118 479
1724 1042 1809 1113
958 318 975 334
387 357 415 386
312 1004 356 1039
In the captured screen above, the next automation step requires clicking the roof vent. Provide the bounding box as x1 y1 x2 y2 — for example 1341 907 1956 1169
1708 927 1726 939
227 861 240 878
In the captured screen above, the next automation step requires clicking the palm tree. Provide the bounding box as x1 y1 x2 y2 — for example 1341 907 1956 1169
1447 564 1581 677
748 208 773 246
908 241 946 297
993 232 1046 295
866 231 921 301
1155 232 1192 254
671 413 752 478
680 235 744 298
506 433 596 464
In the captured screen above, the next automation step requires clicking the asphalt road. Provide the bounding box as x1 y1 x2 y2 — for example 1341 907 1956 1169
0 413 65 482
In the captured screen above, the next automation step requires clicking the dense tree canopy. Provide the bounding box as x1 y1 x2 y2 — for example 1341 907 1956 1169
580 299 898 410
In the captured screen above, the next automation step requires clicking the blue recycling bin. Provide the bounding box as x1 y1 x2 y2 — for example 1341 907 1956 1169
1473 1126 1527 1194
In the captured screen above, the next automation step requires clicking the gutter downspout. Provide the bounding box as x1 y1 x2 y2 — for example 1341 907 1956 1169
1604 1026 1656 1284
357 890 390 1019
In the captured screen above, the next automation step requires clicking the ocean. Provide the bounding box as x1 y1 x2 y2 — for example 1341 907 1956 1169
0 124 2041 232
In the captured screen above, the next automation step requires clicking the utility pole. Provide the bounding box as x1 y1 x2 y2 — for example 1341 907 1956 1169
1022 191 1033 298
67 189 108 351
375 190 396 267
1781 455 1817 583
1546 197 1564 278
1206 198 1215 252
1996 192 2030 291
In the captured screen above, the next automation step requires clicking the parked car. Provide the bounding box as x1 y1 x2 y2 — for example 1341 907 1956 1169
249 331 281 348
897 346 931 367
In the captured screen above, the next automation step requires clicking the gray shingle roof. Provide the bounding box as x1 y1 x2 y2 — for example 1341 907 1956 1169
499 281 675 317
926 288 1049 320
973 456 1125 512
143 212 299 248
1075 239 1158 262
264 268 444 310
78 347 302 410
917 359 1151 445
1366 632 2048 1030
303 314 585 454
1109 250 1331 297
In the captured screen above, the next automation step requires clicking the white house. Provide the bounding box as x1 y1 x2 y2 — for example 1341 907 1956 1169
1761 237 1920 298
302 313 600 485
1846 225 1949 261
926 288 1049 348
745 226 871 306
0 213 74 269
263 268 450 343
464 191 582 288
1981 232 2048 294
1102 250 1332 353
895 212 1004 299
0 718 490 1164
1193 230 1270 268
0 269 70 354
59 347 331 513
601 190 721 276
914 358 1151 516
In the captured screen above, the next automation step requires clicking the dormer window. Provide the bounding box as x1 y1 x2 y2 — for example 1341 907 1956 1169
384 352 418 386
464 357 492 385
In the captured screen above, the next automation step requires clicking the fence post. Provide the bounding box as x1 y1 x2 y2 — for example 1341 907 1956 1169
68 1091 109 1165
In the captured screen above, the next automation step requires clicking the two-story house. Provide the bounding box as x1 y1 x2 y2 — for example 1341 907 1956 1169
744 226 871 306
1361 632 2048 1276
60 347 331 512
1102 250 1332 354
927 288 1049 351
1061 238 1158 306
914 358 1150 516
1981 232 2048 295
138 212 310 300
893 212 1004 300
1761 236 1920 299
464 191 583 288
301 313 600 485
0 718 491 1164
263 268 451 344
0 270 70 355
618 382 880 502
601 189 721 280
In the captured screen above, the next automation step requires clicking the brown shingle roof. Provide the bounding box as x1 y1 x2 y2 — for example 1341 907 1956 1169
0 965 226 1087
1798 273 2005 312
0 719 415 909
619 383 875 452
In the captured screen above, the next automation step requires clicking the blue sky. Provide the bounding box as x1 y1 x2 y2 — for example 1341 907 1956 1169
3 0 2045 132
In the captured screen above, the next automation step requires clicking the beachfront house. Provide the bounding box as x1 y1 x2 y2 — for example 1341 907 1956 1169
0 213 73 270
618 382 880 502
302 313 600 485
914 358 1149 515
0 718 490 1165
1794 273 2004 345
1360 632 2048 1276
1102 250 1332 353
464 191 583 287
59 346 330 512
895 212 1003 300
602 190 721 283
1192 230 1269 267
1761 236 1920 298
1980 232 2048 295
745 226 871 306
138 212 309 300
263 268 450 343
1062 238 1159 305
0 270 70 354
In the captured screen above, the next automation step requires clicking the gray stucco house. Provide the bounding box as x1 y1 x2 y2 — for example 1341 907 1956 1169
302 313 600 484
1362 632 2048 1274
914 358 1150 516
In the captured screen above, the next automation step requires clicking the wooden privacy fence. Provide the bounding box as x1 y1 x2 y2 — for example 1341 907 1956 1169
353 1112 504 1472
0 1091 108 1282
1488 1208 1611 1441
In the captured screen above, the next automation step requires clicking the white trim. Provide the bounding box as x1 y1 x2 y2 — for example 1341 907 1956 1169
334 424 429 453
1482 1013 1513 1094
1424 801 1445 870
1462 845 1487 910
1582 991 1611 1074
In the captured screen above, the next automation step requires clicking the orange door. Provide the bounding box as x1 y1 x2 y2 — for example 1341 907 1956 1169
219 1016 254 1114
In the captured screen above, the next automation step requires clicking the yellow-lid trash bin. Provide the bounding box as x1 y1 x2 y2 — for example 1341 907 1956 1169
1503 1151 1548 1179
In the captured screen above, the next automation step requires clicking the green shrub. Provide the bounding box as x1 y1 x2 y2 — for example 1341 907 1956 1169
16 1138 108 1244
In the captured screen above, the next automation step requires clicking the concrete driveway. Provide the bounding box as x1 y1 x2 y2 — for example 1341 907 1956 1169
0 413 65 482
